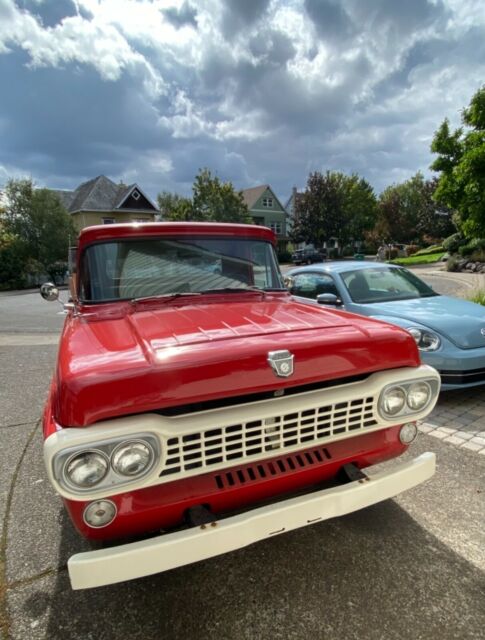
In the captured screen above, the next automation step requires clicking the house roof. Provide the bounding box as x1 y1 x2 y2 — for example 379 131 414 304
51 189 75 210
241 185 270 209
285 189 304 214
52 175 158 213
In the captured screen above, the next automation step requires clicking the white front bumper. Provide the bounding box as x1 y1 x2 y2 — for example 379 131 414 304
68 451 435 590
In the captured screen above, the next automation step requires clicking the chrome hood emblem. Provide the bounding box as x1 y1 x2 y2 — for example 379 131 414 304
268 350 294 378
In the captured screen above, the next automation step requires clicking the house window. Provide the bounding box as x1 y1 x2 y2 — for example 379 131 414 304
132 190 141 201
102 217 115 224
262 197 273 207
270 221 282 234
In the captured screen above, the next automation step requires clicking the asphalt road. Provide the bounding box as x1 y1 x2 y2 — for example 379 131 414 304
1 282 484 640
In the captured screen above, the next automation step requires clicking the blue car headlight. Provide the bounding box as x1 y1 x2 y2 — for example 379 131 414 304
407 327 441 352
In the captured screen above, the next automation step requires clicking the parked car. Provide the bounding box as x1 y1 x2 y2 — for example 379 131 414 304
376 244 408 261
40 226 439 590
286 260 485 389
291 248 326 264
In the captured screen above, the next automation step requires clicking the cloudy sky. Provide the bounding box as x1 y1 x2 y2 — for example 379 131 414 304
0 0 484 204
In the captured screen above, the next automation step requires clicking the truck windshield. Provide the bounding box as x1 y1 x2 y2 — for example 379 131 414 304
80 236 286 302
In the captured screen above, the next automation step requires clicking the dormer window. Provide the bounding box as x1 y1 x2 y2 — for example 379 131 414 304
132 190 141 201
262 197 273 208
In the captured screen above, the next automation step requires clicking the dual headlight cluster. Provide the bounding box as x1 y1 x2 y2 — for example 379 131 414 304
379 379 438 419
55 434 159 494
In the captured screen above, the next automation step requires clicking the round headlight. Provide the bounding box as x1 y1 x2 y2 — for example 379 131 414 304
83 500 117 528
65 450 109 488
112 440 154 477
408 327 440 351
399 422 418 444
407 381 431 411
382 386 406 416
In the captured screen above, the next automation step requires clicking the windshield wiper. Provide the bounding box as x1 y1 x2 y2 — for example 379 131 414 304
131 292 202 305
199 286 267 296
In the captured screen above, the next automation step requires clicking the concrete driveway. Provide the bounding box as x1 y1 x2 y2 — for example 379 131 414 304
1 284 484 640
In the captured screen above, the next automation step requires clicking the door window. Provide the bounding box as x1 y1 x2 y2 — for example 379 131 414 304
291 273 338 299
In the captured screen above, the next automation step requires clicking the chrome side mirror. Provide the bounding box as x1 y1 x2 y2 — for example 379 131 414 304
40 282 60 302
283 275 294 290
317 293 342 306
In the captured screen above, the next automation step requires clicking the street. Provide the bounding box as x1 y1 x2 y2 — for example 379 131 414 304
1 278 484 640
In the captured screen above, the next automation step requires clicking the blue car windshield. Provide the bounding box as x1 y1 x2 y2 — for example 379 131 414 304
341 266 438 303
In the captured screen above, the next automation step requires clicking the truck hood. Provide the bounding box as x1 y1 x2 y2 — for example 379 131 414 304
55 295 419 426
358 295 485 349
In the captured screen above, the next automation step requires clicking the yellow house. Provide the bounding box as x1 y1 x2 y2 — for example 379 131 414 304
53 175 159 231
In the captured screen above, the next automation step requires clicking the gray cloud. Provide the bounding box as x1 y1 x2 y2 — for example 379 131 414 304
304 0 356 43
162 2 197 29
15 0 79 27
220 0 272 38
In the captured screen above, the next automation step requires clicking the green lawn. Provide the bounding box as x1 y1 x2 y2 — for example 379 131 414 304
390 252 445 266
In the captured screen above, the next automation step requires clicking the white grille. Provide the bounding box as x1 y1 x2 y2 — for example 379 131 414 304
161 396 377 478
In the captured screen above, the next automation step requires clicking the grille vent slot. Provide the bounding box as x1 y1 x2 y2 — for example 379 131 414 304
214 447 332 490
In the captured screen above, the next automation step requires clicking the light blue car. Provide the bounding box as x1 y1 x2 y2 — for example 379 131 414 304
287 261 485 390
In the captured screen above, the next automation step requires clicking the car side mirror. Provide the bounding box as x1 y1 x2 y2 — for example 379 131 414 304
317 293 342 306
40 282 74 313
40 282 60 302
283 275 294 290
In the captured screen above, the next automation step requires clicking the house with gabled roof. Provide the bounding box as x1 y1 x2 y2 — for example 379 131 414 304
241 185 287 245
52 175 159 231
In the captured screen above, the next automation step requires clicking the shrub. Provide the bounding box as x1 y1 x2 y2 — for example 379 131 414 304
342 245 354 257
277 250 292 263
328 248 339 259
443 232 464 253
0 232 28 290
406 244 420 256
469 249 485 263
361 242 378 254
47 261 69 284
445 256 461 272
459 238 485 258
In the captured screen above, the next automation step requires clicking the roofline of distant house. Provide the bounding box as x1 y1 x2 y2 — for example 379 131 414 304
70 207 158 214
115 184 159 211
243 185 287 213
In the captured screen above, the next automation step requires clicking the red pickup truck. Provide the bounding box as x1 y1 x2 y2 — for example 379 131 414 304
41 222 440 590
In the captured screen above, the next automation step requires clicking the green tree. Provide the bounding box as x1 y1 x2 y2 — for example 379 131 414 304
344 175 378 242
431 85 485 238
415 177 455 242
291 171 377 248
0 230 29 290
157 191 193 221
192 168 252 223
376 173 455 245
2 178 75 270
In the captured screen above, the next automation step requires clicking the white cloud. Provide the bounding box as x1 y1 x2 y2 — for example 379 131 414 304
0 0 166 96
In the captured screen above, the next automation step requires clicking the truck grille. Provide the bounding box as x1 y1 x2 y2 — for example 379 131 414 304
160 396 377 477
